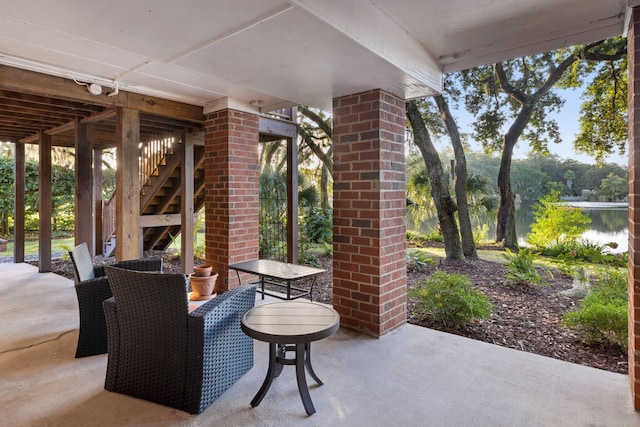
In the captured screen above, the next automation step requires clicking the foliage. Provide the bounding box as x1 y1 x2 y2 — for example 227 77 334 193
406 249 437 272
456 55 566 156
167 213 205 259
454 40 627 162
406 156 435 226
50 164 76 231
536 240 627 268
472 223 489 244
297 249 322 268
448 40 626 249
0 157 16 235
563 268 628 348
502 249 548 287
406 154 496 240
574 38 628 164
598 173 626 201
317 242 333 257
102 168 116 200
409 271 493 328
303 207 332 244
193 213 205 260
511 160 551 200
0 157 77 235
407 229 443 244
59 244 72 261
258 169 323 261
527 191 591 248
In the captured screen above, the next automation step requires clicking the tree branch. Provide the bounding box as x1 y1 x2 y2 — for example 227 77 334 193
582 39 627 61
299 105 332 139
494 63 527 104
299 126 333 175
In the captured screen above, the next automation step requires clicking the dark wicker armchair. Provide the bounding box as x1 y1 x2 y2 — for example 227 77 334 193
103 266 256 414
69 243 162 358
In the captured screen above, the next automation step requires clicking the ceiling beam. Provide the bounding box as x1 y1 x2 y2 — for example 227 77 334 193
0 64 204 123
0 64 128 106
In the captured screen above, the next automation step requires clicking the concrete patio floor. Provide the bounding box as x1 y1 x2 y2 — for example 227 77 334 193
2 262 639 427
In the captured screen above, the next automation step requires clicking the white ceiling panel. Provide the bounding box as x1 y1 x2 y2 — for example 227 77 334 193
0 0 629 110
0 0 293 62
376 0 627 72
173 7 437 110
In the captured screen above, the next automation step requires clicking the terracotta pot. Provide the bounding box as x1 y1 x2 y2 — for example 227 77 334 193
190 273 218 297
193 265 213 277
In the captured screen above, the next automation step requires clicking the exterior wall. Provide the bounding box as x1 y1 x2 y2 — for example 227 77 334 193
629 6 640 411
203 109 259 293
332 89 407 336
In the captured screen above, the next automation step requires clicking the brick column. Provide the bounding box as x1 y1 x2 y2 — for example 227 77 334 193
204 109 259 292
629 7 640 411
332 89 407 336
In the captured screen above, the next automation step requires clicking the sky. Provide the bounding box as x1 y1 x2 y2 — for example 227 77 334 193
444 87 628 167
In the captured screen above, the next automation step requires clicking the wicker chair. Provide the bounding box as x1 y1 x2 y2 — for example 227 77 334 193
69 243 162 358
103 266 256 414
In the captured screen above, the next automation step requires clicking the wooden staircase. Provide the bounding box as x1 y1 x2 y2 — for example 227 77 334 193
102 137 206 253
101 107 296 255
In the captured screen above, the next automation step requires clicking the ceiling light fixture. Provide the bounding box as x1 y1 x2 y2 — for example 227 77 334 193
70 76 104 96
249 99 264 113
88 83 102 96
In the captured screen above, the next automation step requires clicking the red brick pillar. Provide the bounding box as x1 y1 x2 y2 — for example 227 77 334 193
629 7 640 411
204 108 259 292
332 89 407 336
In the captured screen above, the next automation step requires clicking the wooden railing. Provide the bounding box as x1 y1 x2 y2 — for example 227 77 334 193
102 135 179 251
139 136 177 188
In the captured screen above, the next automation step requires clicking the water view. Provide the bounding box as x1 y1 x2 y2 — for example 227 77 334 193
407 201 629 253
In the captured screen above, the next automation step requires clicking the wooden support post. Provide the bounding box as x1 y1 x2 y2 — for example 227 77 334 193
94 148 103 255
115 107 141 261
75 120 93 253
38 131 52 272
287 135 299 263
181 132 195 274
13 141 25 263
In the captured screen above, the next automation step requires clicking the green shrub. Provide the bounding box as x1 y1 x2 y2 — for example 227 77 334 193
409 271 493 328
563 268 628 348
503 249 548 287
536 240 627 268
298 250 322 268
59 244 72 261
472 223 489 244
406 249 437 272
303 207 333 243
527 191 591 248
407 229 443 244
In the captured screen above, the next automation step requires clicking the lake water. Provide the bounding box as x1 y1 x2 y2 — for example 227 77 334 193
407 201 629 253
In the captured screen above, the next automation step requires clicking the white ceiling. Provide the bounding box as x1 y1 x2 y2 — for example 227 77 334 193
0 0 629 112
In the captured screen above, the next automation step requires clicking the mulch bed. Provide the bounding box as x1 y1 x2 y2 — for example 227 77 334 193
44 248 627 375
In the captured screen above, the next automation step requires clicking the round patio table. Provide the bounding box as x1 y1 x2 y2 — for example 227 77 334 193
241 300 340 415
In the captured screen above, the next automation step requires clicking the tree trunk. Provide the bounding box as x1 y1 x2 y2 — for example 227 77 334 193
407 100 463 260
434 95 477 258
320 164 329 208
0 213 7 235
495 135 518 250
491 57 577 251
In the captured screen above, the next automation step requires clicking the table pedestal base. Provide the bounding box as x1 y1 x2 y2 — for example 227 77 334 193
251 342 322 415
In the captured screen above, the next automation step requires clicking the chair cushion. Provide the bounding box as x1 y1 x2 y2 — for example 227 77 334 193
69 242 95 282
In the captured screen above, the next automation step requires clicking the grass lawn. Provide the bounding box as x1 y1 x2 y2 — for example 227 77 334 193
0 235 75 257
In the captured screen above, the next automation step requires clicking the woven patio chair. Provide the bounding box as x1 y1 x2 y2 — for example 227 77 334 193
69 243 162 358
103 266 256 414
